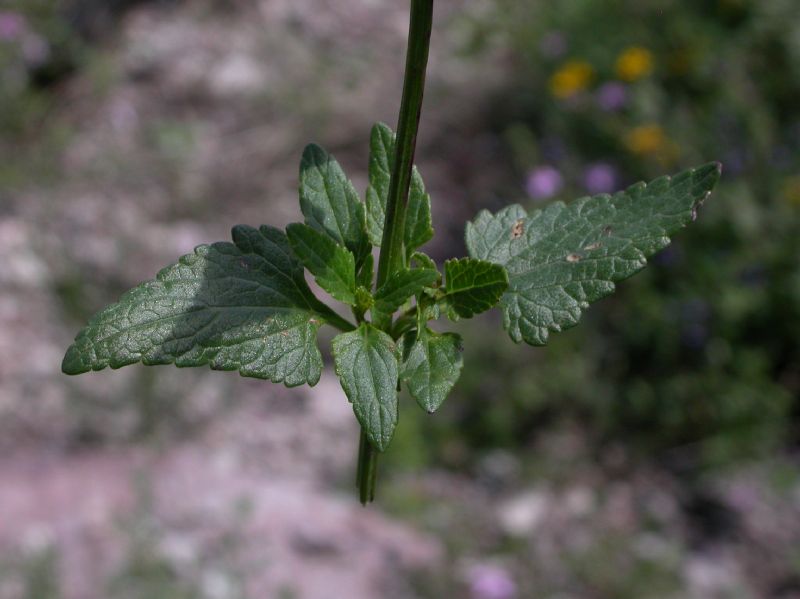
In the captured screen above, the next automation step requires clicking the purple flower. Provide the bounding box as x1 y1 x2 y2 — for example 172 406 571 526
595 81 628 111
722 148 748 176
583 162 618 194
526 166 563 200
0 11 25 41
540 32 567 58
468 564 517 599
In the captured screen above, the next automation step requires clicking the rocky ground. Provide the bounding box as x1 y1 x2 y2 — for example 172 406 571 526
0 1 507 597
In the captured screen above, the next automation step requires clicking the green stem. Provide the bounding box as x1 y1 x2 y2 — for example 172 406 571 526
357 0 435 505
356 429 379 504
313 302 357 332
376 0 435 287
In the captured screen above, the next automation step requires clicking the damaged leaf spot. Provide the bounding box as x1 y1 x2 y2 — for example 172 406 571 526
511 219 525 239
583 242 602 251
566 253 582 263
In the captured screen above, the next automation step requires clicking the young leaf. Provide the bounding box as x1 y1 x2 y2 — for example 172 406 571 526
410 251 439 274
299 143 370 264
62 225 333 387
373 268 439 315
358 252 375 290
332 323 400 451
401 328 463 413
286 223 357 305
466 162 722 345
365 123 434 256
354 286 375 317
404 171 434 259
444 258 509 319
365 123 394 247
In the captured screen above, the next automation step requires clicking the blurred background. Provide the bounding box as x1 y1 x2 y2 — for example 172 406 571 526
1 0 799 597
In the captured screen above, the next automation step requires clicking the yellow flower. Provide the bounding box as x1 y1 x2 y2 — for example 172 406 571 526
625 125 666 154
781 176 800 206
549 60 594 99
625 125 667 154
615 46 654 81
624 125 679 165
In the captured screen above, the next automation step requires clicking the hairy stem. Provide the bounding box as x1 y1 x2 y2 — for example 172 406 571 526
358 0 435 505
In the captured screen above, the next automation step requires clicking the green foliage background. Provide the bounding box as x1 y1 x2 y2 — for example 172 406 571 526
389 0 800 475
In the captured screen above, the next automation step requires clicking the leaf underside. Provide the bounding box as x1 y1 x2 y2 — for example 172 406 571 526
466 162 722 345
62 225 328 387
332 323 399 451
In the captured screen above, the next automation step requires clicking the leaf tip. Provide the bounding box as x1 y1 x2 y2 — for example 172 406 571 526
61 344 88 375
300 143 328 169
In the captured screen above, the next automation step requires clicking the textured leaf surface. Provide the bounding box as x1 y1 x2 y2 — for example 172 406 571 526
373 268 439 315
365 123 433 256
332 324 399 451
286 223 356 305
299 144 370 263
444 258 509 319
401 328 463 413
466 163 721 345
62 225 327 387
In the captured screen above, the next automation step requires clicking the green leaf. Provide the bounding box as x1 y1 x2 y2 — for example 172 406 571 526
358 252 374 290
365 123 434 256
332 324 400 451
286 223 356 305
401 328 463 413
374 268 439 315
62 225 331 387
365 124 394 247
443 258 509 319
466 162 722 345
299 143 370 264
411 251 438 273
405 171 434 259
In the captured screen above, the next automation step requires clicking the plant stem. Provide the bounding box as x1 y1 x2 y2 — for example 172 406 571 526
321 309 357 333
356 429 378 504
357 0 435 505
312 302 357 332
376 0 435 288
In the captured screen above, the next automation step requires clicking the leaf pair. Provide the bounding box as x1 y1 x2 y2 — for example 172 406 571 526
332 322 465 451
62 126 721 457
